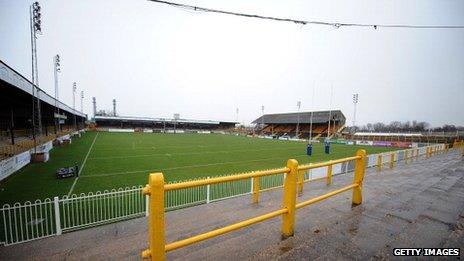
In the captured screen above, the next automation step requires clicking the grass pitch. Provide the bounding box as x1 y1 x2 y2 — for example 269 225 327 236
0 132 396 205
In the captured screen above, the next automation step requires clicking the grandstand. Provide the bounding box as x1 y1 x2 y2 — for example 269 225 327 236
0 60 86 160
252 110 346 139
94 115 237 132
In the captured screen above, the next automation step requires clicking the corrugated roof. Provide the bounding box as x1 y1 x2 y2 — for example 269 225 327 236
0 60 86 118
252 110 345 124
94 115 237 125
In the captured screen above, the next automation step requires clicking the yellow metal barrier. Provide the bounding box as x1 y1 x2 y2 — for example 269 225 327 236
297 170 304 195
141 173 166 260
142 150 366 260
389 153 395 169
281 159 298 238
326 163 333 185
376 154 382 171
252 176 260 203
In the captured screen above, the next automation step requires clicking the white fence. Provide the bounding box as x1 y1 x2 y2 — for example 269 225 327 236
0 144 444 246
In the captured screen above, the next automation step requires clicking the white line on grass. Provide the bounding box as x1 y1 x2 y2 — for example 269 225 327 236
67 132 99 196
80 154 309 178
91 141 298 152
88 147 302 160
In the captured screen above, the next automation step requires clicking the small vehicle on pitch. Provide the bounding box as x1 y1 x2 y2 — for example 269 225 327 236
56 163 79 179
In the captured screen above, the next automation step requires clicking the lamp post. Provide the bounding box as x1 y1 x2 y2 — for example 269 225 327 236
352 93 359 133
54 54 61 133
327 85 333 139
80 91 84 112
309 85 315 142
30 1 43 141
73 82 77 130
261 105 264 135
296 101 301 138
80 91 84 129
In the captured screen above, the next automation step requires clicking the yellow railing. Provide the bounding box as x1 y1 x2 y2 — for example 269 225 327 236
454 140 464 157
141 150 367 260
453 140 464 149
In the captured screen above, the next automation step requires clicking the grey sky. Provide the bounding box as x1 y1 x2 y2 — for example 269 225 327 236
1 0 463 126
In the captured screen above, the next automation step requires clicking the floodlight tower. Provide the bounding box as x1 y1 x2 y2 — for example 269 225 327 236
327 85 334 139
73 82 77 130
92 97 97 118
309 86 315 142
352 93 359 133
113 99 117 116
53 54 61 133
80 91 84 112
236 108 239 124
296 101 301 138
30 1 43 140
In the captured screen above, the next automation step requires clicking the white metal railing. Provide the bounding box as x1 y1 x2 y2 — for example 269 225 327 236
0 144 445 246
1 198 56 245
60 186 146 232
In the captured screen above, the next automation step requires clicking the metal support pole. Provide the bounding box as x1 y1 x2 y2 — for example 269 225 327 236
376 154 382 171
10 109 15 145
54 196 62 235
281 159 298 239
142 173 166 261
326 164 333 185
252 176 260 203
297 170 304 195
352 149 366 206
389 153 395 169
206 177 211 204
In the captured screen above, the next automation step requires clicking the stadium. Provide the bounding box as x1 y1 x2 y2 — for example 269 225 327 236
1 1 464 260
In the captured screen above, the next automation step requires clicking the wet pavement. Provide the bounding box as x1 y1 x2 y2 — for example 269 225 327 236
1 151 463 260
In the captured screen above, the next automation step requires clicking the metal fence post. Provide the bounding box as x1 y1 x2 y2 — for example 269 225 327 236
206 177 211 204
54 196 62 236
352 149 366 206
252 176 260 203
376 154 382 171
297 170 304 195
326 164 333 185
250 177 253 194
389 153 394 169
142 173 166 261
145 195 149 217
281 159 298 239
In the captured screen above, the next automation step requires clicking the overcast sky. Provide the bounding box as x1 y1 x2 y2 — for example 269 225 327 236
1 0 463 126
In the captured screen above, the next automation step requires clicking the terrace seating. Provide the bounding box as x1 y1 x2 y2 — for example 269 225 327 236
260 124 342 138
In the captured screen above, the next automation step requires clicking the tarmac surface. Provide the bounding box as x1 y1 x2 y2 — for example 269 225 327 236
1 150 463 260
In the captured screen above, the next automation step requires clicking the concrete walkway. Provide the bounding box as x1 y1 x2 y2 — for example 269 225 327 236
1 151 463 260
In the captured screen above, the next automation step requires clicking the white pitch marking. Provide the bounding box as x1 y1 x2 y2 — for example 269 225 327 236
67 132 99 196
80 154 308 178
88 147 301 160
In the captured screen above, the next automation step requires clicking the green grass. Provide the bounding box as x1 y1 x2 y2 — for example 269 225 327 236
0 132 396 205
